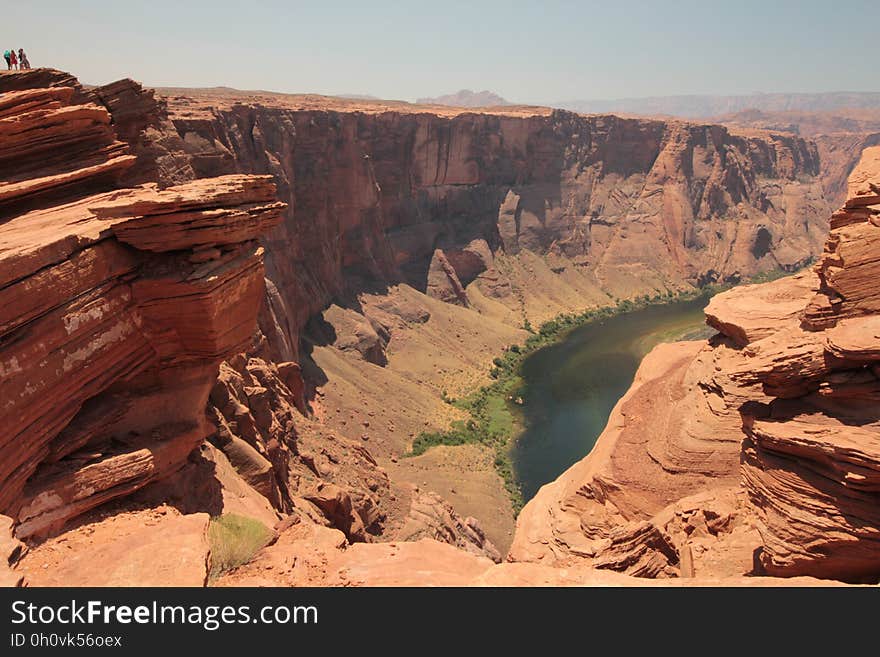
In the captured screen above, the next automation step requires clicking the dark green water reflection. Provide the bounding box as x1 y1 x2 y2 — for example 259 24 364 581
512 294 714 501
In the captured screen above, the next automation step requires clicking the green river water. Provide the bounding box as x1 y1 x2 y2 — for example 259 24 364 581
511 294 715 501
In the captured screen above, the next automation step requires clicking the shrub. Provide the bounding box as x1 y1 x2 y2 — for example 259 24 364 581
539 320 559 336
208 513 274 580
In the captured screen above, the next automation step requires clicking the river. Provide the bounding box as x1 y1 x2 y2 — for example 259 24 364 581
511 294 715 501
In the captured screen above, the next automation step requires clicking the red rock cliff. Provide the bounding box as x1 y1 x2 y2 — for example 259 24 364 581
737 145 880 581
0 71 285 538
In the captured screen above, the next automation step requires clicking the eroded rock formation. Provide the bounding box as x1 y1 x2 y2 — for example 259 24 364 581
0 71 284 540
737 146 880 581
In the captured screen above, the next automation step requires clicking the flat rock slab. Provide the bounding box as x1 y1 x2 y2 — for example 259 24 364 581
705 272 816 346
825 315 880 360
17 509 209 586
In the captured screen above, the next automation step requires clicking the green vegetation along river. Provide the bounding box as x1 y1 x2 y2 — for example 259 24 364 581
511 294 714 501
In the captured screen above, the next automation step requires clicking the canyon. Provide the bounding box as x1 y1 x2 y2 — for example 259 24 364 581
0 68 877 586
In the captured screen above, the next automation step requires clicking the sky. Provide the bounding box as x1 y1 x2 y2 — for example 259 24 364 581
3 0 878 104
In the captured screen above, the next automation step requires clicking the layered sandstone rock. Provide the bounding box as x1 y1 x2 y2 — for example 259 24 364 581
508 338 772 576
17 507 212 587
0 515 26 586
214 518 840 587
0 87 134 209
735 147 880 581
0 71 284 539
704 272 816 346
803 146 880 329
87 78 198 187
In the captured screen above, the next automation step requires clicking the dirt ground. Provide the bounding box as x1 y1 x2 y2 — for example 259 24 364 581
386 444 516 552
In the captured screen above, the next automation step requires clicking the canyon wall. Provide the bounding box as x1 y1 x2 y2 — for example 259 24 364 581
158 91 834 356
713 107 880 208
143 86 841 553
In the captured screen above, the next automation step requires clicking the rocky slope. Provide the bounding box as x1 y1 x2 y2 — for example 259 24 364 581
511 147 880 583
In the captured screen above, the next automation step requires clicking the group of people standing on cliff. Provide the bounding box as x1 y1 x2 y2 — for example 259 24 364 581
4 48 30 70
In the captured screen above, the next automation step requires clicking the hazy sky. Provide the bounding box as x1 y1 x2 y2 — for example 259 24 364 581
4 1 877 103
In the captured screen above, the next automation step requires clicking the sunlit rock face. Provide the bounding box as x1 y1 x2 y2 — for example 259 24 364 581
0 71 284 538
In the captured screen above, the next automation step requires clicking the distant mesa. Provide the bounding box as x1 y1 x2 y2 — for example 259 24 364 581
336 93 381 101
417 89 512 107
557 91 880 118
711 107 880 137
